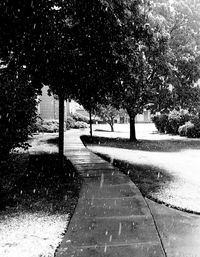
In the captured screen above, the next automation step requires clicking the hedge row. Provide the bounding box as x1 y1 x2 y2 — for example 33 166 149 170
152 110 200 138
33 114 88 133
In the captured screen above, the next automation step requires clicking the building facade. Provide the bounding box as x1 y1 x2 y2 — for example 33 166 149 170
38 86 152 123
38 86 84 120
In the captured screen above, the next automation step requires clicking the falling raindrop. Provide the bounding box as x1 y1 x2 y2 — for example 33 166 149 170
100 173 104 188
104 243 107 253
118 222 122 236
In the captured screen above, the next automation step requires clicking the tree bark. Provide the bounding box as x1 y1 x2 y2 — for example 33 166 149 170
59 94 64 169
109 122 114 132
89 109 93 138
129 113 137 141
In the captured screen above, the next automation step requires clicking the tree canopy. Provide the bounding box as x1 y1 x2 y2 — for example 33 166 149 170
1 0 200 145
151 0 200 113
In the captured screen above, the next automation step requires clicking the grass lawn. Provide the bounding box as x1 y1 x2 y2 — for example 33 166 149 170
0 134 82 257
82 123 200 214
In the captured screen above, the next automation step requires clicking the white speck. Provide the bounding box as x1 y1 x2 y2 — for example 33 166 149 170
118 222 122 236
104 243 107 253
91 196 94 205
100 173 104 188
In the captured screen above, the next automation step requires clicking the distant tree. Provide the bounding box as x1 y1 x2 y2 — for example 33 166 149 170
95 104 122 132
108 0 172 141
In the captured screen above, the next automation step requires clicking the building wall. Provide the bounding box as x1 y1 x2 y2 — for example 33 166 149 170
38 86 85 120
135 110 151 123
38 86 152 123
38 86 58 119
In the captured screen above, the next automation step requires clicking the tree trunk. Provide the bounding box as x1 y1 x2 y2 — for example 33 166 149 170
109 122 114 132
129 114 137 141
59 94 64 169
89 109 93 138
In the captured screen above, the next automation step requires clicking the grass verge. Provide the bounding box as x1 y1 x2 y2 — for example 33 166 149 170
0 153 82 256
1 153 82 214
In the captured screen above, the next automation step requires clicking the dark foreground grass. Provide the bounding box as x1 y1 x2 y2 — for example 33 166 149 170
0 154 82 215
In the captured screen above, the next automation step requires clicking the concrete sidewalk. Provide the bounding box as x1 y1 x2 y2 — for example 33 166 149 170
56 130 200 257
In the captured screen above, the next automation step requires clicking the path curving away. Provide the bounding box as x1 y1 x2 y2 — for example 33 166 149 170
85 123 200 214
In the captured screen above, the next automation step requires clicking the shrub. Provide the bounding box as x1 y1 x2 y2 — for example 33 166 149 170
152 110 192 135
166 110 190 134
186 119 200 138
66 116 75 130
152 114 168 133
178 121 194 137
74 121 88 129
186 126 200 138
167 111 181 134
32 119 61 133
190 115 200 125
72 113 89 123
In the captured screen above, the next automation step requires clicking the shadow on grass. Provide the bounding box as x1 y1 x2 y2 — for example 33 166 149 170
115 160 173 195
1 154 82 213
45 137 59 146
96 152 174 195
81 135 200 152
94 129 126 133
95 129 113 132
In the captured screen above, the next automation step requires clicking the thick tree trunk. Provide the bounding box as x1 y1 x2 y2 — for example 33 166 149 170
129 114 137 141
89 109 93 138
59 94 64 169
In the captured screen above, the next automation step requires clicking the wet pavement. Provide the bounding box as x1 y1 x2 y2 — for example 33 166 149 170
56 130 165 257
147 199 200 257
55 129 200 257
